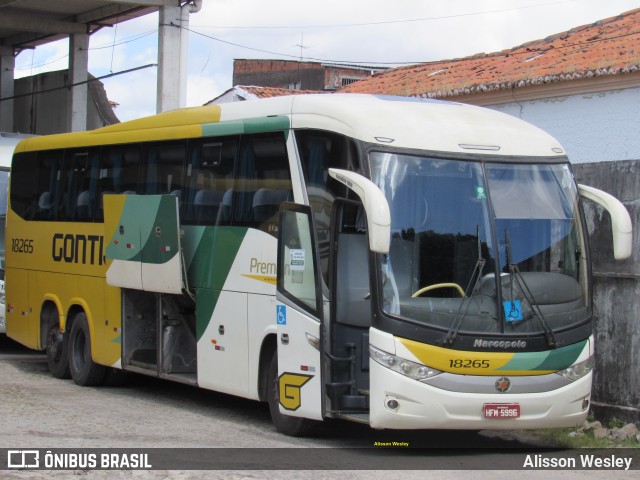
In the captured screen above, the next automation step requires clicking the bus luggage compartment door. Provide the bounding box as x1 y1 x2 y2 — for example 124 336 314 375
104 194 184 294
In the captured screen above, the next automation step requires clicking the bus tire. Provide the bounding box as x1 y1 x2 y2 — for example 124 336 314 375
267 350 315 437
44 309 70 379
68 312 106 386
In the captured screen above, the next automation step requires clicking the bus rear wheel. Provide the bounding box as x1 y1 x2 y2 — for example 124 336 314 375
68 312 106 386
267 350 315 437
44 309 70 379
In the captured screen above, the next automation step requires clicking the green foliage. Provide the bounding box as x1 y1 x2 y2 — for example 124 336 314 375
608 417 626 429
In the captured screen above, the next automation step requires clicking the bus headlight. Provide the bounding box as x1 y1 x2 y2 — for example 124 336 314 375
555 356 594 382
370 345 441 381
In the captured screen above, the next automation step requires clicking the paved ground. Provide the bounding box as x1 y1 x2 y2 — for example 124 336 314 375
0 336 636 479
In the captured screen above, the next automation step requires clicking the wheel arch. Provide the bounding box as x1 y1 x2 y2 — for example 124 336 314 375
258 333 277 402
66 299 96 361
39 295 64 351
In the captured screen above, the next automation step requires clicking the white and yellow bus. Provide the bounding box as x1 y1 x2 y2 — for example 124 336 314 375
5 94 631 435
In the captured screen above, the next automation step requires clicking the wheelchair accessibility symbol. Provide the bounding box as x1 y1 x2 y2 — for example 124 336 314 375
277 305 287 325
503 299 523 322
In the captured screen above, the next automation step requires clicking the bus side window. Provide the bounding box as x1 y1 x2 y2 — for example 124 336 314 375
61 149 100 222
184 137 238 226
235 133 291 236
97 145 141 221
33 151 64 221
141 141 186 198
295 130 360 287
9 152 38 220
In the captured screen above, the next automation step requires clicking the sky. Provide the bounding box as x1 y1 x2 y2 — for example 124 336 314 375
13 0 640 122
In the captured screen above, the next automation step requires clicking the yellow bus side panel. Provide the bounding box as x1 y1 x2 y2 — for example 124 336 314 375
32 272 121 367
6 210 122 367
6 269 37 349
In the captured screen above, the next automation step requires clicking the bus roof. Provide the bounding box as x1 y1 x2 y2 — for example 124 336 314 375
14 94 566 158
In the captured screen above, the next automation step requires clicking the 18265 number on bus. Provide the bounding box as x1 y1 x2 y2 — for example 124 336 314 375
11 238 34 254
449 359 490 369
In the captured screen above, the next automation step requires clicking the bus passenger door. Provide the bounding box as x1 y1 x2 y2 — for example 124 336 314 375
275 203 324 421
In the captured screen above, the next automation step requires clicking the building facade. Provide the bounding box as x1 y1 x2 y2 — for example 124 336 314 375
233 59 386 91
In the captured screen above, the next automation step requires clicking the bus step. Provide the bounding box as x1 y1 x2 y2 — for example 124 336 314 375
335 412 370 425
341 394 368 410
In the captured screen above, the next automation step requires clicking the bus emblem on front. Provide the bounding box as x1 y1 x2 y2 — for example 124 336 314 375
495 377 511 393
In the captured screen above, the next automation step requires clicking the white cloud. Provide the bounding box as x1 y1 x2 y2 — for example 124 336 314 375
101 68 157 122
14 39 69 78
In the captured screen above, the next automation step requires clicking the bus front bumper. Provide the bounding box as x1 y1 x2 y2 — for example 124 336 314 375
369 361 591 430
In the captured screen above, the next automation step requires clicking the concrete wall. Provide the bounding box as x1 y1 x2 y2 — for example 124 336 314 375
488 87 640 422
573 160 640 423
489 87 640 164
13 70 119 135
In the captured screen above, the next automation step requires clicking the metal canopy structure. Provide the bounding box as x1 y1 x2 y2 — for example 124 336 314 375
0 1 201 132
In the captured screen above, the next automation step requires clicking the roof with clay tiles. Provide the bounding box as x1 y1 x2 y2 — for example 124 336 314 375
340 8 640 99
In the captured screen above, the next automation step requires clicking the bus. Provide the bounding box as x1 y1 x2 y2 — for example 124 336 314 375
0 132 33 334
5 94 631 436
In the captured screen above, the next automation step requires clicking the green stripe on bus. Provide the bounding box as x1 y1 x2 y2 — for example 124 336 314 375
137 195 180 264
499 339 587 372
201 117 290 138
186 226 248 290
196 288 221 341
534 339 587 371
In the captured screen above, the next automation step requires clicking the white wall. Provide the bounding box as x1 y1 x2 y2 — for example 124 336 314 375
488 87 640 164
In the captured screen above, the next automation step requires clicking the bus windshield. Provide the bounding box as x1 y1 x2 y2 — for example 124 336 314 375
370 152 588 337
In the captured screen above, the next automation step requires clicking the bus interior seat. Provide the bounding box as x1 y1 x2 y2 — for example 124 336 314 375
216 189 233 224
252 188 291 223
335 233 371 327
76 190 91 220
37 192 52 217
194 189 224 224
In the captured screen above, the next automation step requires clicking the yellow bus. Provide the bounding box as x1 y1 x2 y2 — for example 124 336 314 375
6 94 631 436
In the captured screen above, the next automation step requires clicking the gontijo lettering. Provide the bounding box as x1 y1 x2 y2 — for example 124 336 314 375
52 233 104 265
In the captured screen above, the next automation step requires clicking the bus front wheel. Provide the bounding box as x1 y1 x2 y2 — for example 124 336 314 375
68 312 106 386
267 350 315 437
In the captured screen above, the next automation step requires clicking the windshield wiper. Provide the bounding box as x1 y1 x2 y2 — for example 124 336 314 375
443 226 486 345
504 230 557 348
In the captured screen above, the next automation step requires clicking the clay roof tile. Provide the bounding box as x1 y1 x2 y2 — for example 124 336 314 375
341 8 640 98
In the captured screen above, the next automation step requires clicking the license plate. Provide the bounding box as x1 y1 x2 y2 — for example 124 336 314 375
483 403 520 419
